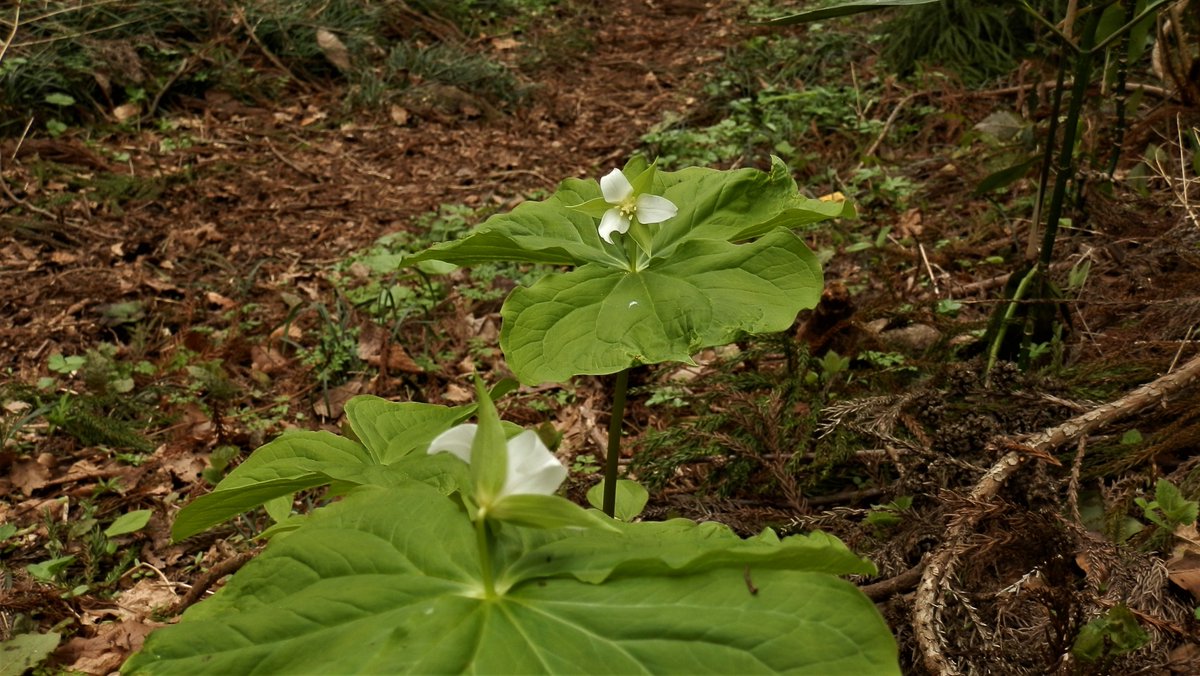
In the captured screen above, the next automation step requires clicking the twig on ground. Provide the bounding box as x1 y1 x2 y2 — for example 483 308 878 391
958 79 1174 100
142 56 192 123
861 561 926 601
233 7 317 93
264 137 323 182
918 243 940 295
859 91 919 163
166 550 256 617
913 352 1200 675
0 2 19 65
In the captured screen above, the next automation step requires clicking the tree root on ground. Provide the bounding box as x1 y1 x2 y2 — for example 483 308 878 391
913 352 1200 675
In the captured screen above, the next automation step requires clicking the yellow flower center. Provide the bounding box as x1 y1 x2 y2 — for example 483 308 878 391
618 198 638 220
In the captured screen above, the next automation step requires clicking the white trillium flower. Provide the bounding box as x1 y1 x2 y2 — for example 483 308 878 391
597 168 678 244
428 423 567 499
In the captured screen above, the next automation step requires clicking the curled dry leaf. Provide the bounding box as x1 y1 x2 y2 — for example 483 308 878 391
1167 523 1200 601
315 28 352 72
356 323 423 373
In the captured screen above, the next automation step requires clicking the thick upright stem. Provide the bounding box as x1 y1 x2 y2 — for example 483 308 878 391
602 368 631 517
1038 7 1100 272
475 517 496 599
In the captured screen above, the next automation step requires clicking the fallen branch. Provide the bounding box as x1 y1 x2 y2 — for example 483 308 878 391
913 352 1200 675
166 550 255 617
861 561 926 602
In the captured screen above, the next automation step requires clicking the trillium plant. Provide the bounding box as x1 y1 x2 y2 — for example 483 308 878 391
123 158 899 674
125 381 898 674
404 156 850 514
588 166 679 247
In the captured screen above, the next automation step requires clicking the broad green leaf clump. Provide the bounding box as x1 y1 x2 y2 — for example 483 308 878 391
126 387 899 674
126 158 896 674
404 157 849 384
126 483 898 675
169 395 475 540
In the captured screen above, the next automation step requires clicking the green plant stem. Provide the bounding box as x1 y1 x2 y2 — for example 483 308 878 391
1104 0 1137 178
602 368 631 517
1027 56 1069 261
475 517 496 599
1037 6 1100 271
985 263 1040 384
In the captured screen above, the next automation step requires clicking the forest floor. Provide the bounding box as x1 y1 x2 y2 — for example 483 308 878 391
3 0 1200 673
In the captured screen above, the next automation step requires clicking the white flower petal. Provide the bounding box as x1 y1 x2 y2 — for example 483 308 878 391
600 168 633 205
635 194 678 224
598 209 630 244
502 431 567 496
427 423 476 463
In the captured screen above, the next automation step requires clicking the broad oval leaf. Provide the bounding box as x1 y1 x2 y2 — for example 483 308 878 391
343 395 472 463
500 519 876 587
125 484 899 675
171 398 478 541
586 478 649 521
403 158 834 385
105 509 152 537
500 228 822 384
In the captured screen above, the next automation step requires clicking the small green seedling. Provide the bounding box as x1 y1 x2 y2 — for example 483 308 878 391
1135 479 1199 531
1071 604 1149 663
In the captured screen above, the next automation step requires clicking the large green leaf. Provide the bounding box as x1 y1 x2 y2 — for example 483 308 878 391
343 396 471 463
651 159 851 249
499 228 822 383
403 158 834 385
126 484 899 675
171 397 474 540
763 0 940 24
499 519 875 588
406 158 844 269
403 177 619 268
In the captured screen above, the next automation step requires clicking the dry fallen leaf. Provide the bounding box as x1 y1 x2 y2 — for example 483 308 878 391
357 324 423 373
897 207 923 238
316 28 352 72
205 291 237 310
250 344 290 375
57 620 159 676
443 383 473 404
1167 523 1200 601
312 379 364 419
115 578 181 621
112 102 142 123
11 453 56 496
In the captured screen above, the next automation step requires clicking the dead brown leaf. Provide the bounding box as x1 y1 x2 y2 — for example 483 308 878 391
312 379 364 419
357 323 423 373
250 344 290 375
897 207 924 238
443 382 473 404
11 453 57 495
316 28 352 72
1167 523 1200 601
56 620 159 676
115 579 181 621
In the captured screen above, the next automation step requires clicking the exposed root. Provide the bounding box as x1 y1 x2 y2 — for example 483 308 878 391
913 352 1200 675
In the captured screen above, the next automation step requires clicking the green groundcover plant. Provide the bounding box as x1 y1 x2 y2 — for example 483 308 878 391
123 384 900 674
402 156 847 384
123 159 898 673
401 156 850 516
